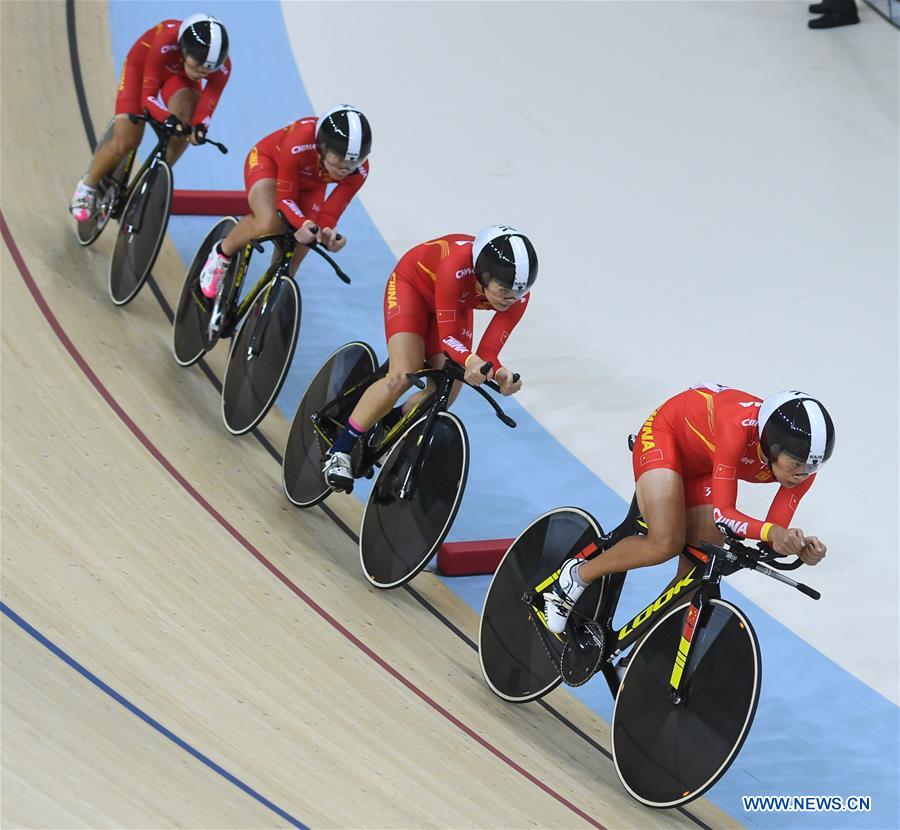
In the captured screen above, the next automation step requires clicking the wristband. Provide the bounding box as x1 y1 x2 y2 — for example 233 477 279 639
761 522 773 543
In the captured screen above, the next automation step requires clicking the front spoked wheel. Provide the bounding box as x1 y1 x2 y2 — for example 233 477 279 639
221 276 300 435
360 411 468 589
108 162 173 306
478 507 603 702
612 597 761 808
76 120 132 248
172 217 241 367
282 341 378 508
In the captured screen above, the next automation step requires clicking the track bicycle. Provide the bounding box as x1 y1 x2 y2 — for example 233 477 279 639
282 344 518 588
76 113 227 306
478 436 821 808
172 215 350 435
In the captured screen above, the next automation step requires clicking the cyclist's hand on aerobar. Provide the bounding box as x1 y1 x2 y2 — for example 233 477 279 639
163 114 188 135
769 526 811 559
318 227 346 253
294 220 318 245
464 355 492 386
494 366 522 396
798 535 826 566
189 123 207 145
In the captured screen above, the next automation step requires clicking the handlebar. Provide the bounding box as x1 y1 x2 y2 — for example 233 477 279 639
250 220 352 284
128 112 228 154
706 524 821 601
405 356 518 429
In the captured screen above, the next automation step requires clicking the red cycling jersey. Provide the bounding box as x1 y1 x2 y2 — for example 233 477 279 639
115 20 231 126
244 118 369 231
383 234 529 369
633 385 815 541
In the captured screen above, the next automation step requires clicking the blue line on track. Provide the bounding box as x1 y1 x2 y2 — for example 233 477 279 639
1 600 309 830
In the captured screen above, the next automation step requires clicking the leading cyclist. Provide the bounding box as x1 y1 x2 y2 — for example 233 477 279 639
544 385 835 633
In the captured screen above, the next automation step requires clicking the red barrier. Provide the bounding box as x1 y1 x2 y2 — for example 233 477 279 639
436 538 514 577
172 189 249 216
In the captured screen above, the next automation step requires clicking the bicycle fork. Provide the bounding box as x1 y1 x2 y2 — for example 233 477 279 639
668 556 720 702
123 158 160 236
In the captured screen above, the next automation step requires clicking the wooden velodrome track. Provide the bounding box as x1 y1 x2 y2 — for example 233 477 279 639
0 3 740 828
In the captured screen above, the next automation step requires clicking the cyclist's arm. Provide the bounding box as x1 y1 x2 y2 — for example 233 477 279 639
274 142 308 230
710 432 769 539
316 161 369 231
762 475 816 539
139 30 173 123
191 57 231 127
435 271 473 365
474 294 529 370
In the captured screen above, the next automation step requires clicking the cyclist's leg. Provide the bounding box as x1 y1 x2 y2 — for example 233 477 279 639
80 47 145 189
544 406 686 633
221 178 281 257
347 331 425 431
324 271 427 483
165 80 201 165
583 469 686 581
198 156 281 297
84 116 144 187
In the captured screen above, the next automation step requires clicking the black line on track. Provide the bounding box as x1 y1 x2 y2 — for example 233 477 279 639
64 6 710 826
66 0 96 152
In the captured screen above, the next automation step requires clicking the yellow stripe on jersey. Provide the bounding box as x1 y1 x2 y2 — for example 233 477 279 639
684 417 716 453
416 261 437 281
423 239 450 258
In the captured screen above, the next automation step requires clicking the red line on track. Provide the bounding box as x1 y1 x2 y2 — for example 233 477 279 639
0 210 607 830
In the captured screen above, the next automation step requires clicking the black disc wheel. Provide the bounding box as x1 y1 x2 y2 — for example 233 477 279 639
221 276 300 435
360 411 468 589
108 162 172 306
76 120 132 248
612 598 761 808
282 341 378 508
478 507 603 702
172 217 241 367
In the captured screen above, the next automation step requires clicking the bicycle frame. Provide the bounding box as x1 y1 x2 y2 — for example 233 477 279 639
114 119 173 232
311 363 450 497
311 356 512 501
527 495 729 699
221 236 295 351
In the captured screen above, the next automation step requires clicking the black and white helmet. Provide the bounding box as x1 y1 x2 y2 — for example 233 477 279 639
316 105 372 163
472 226 538 295
758 391 835 472
178 14 229 71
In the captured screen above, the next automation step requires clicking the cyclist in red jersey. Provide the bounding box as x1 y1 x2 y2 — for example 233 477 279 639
69 15 231 222
196 106 372 299
544 385 836 634
322 226 538 491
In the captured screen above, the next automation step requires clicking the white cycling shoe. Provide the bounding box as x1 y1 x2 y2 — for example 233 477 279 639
543 558 586 634
323 451 354 491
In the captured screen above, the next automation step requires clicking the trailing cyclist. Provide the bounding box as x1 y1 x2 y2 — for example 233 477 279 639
196 105 372 299
543 386 836 633
70 14 231 223
322 226 537 492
